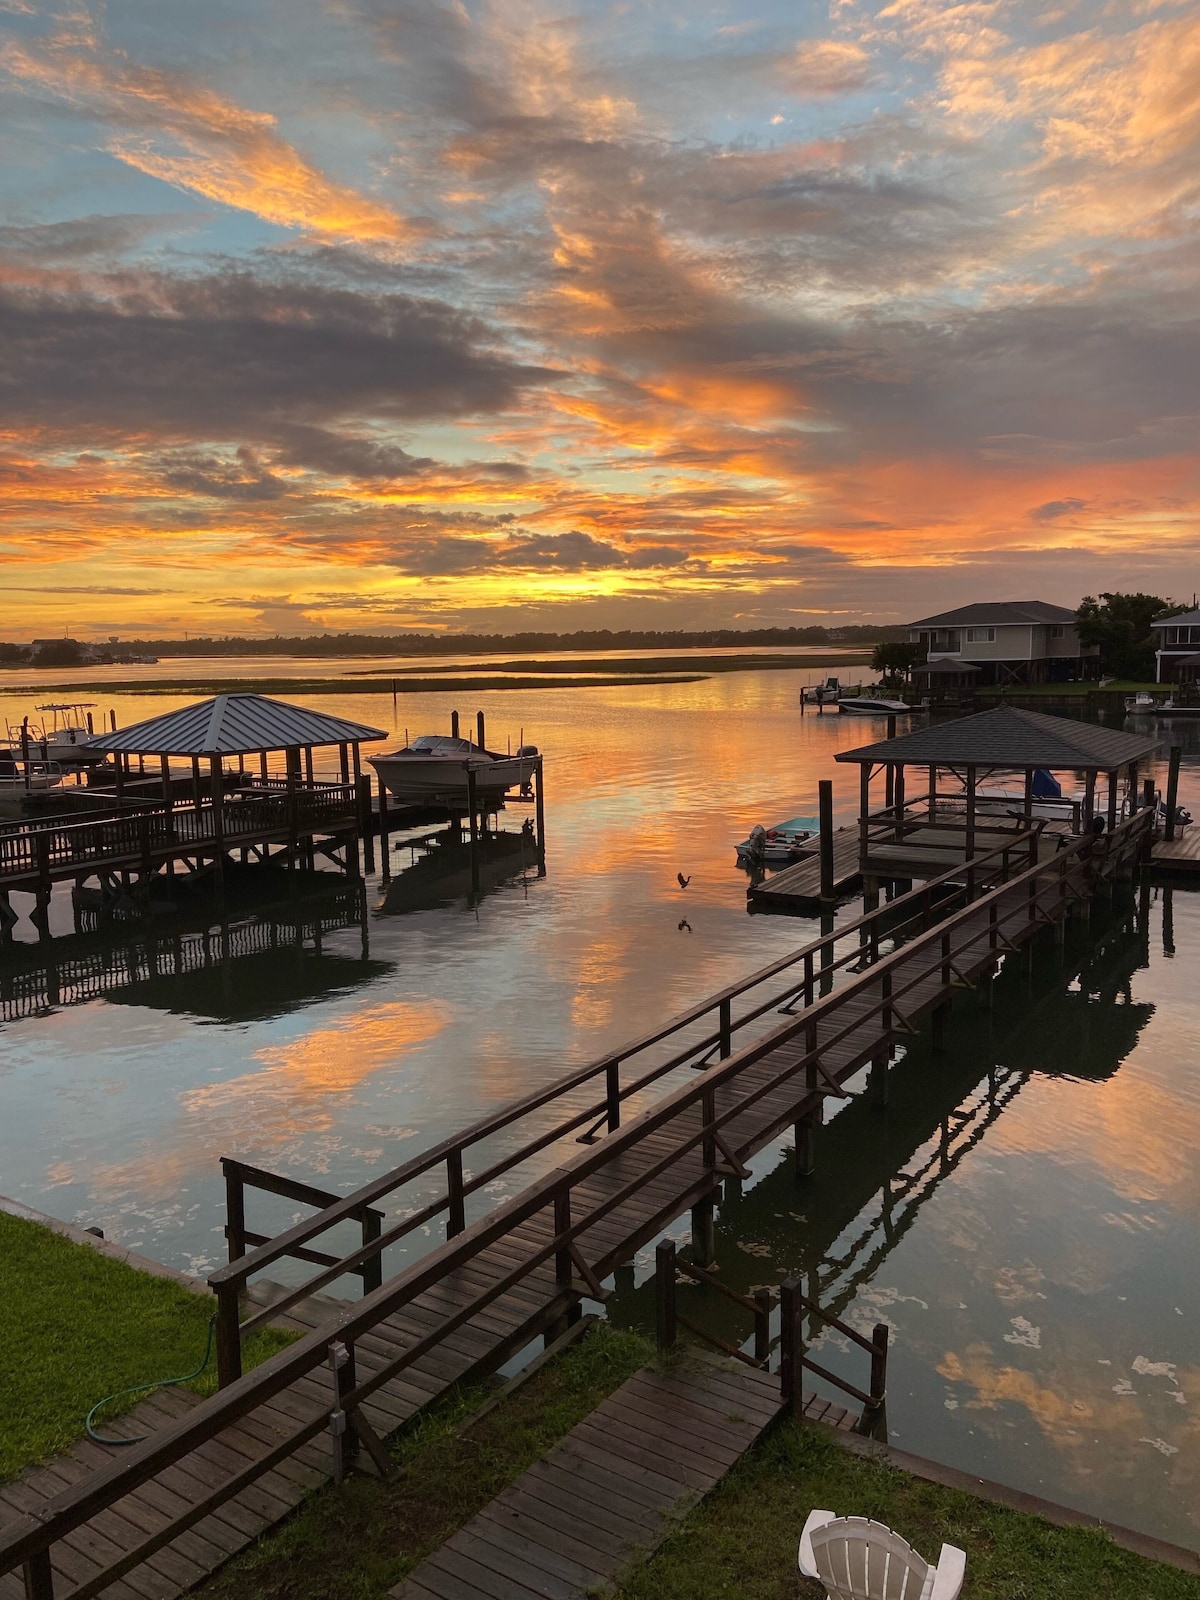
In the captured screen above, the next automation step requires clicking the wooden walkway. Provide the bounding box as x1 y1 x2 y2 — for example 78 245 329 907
392 1358 851 1600
1151 828 1200 873
0 810 1154 1600
748 827 862 911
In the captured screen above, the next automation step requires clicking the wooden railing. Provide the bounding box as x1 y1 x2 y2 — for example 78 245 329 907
779 1277 888 1428
654 1240 888 1426
0 807 1153 1599
205 823 1068 1383
654 1237 774 1369
0 784 359 884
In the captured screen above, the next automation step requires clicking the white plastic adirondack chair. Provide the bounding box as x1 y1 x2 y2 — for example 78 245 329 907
798 1510 966 1600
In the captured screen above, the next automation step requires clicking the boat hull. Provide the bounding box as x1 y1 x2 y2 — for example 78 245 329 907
369 752 536 805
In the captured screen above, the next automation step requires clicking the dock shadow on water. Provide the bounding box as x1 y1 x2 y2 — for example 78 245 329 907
607 892 1200 1552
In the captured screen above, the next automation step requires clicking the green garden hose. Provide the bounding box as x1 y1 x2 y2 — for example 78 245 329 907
84 1314 217 1445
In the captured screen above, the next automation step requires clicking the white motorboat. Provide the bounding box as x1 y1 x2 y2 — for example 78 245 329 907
369 735 538 806
837 696 912 715
1125 691 1158 713
4 704 107 769
1157 701 1200 718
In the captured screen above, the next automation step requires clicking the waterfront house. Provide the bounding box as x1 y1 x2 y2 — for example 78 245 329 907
906 601 1097 685
1151 609 1200 682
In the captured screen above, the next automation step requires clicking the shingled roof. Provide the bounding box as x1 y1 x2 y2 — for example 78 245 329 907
834 706 1158 771
84 694 387 756
908 600 1077 628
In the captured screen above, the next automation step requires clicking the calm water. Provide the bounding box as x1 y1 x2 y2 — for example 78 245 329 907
2 666 1199 1549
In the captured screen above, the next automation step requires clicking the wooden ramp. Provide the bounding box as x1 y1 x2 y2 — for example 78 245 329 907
391 1358 846 1600
748 827 862 912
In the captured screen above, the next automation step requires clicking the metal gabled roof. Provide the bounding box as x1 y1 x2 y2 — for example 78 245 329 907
84 694 387 756
834 705 1159 771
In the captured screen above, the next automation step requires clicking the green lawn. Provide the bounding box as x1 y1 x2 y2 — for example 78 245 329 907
0 1211 293 1482
615 1419 1199 1600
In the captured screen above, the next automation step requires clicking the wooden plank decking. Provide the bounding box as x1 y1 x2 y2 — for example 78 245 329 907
748 827 862 911
392 1358 852 1600
1151 828 1200 872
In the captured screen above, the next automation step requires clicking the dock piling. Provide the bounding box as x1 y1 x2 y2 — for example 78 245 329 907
818 780 835 903
1165 745 1182 841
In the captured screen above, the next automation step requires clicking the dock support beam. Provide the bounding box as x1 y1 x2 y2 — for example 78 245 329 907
1165 745 1182 841
690 1197 716 1269
818 780 835 904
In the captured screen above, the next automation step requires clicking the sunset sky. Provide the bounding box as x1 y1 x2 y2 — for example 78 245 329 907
2 0 1198 638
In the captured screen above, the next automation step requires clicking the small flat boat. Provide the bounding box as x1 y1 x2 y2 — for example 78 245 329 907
736 815 818 868
837 696 912 715
369 735 538 806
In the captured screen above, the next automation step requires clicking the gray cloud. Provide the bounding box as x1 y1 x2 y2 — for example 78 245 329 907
0 271 555 443
1030 497 1087 522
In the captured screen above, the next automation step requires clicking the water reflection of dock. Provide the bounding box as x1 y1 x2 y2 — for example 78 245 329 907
379 828 541 916
608 901 1153 1352
0 877 386 1025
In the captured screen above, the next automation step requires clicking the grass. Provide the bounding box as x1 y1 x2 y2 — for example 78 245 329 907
614 1420 1200 1600
198 1322 653 1600
0 1211 294 1483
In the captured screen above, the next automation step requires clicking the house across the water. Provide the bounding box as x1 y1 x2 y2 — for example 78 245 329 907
1151 609 1200 683
907 600 1097 686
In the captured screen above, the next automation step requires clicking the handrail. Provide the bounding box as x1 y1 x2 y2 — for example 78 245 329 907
211 823 1050 1313
655 1237 773 1368
0 806 1151 1592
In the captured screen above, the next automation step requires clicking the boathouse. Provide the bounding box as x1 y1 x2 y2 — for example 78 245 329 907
834 704 1159 883
0 695 387 939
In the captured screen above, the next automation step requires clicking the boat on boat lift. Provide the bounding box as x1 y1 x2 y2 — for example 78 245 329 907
735 815 818 868
369 734 539 806
3 703 108 769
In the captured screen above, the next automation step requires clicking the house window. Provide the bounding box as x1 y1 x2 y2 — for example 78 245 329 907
1049 625 1065 639
965 627 995 643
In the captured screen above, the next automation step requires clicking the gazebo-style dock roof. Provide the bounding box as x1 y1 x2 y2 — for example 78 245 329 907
834 704 1158 774
84 693 386 757
834 705 1160 882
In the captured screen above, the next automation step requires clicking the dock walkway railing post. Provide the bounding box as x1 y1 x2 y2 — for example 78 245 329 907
656 1237 677 1352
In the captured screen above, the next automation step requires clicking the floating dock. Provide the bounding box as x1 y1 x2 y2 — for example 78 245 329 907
748 826 862 912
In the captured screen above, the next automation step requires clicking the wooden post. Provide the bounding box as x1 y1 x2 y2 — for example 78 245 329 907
446 1150 466 1237
476 710 486 750
884 760 894 811
753 1287 772 1366
214 1280 242 1387
1024 768 1034 826
859 762 871 873
260 750 269 784
534 757 546 868
305 746 314 787
22 1549 54 1600
1083 769 1096 828
191 755 201 807
719 997 732 1058
893 763 905 843
818 779 834 903
209 755 225 886
1107 769 1118 833
928 763 937 822
358 775 375 872
869 1323 889 1409
965 764 977 860
451 709 460 739
656 1238 677 1352
351 742 362 782
378 781 390 879
339 742 350 785
606 1060 621 1132
1165 745 1182 841
360 1210 382 1294
690 1198 715 1268
779 1276 803 1417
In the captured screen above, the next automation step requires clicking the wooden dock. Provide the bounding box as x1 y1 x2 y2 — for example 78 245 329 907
748 827 862 912
0 808 1154 1600
1151 828 1200 873
391 1358 851 1600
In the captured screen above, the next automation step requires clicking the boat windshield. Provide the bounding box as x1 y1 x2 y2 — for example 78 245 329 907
407 735 484 754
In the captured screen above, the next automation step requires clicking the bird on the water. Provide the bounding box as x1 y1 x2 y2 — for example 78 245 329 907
678 918 692 932
677 873 691 889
